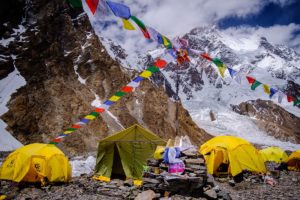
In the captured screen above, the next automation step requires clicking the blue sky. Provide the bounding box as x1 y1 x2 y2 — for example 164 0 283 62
219 1 300 28
84 0 300 53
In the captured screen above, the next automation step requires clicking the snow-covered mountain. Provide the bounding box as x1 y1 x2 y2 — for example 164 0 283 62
106 26 300 150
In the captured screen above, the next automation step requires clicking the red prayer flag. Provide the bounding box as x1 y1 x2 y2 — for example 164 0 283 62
86 0 99 14
246 76 255 84
53 138 62 143
287 96 294 102
95 108 105 113
201 53 213 61
153 59 167 68
121 86 133 92
71 124 81 129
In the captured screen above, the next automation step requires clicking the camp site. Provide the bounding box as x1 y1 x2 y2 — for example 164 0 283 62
1 0 300 199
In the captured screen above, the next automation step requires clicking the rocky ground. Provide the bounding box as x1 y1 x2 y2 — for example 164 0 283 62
217 171 300 200
1 171 300 200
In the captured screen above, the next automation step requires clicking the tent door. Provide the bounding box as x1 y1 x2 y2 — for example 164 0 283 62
111 145 126 179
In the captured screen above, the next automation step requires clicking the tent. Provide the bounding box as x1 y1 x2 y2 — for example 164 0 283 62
199 135 266 176
94 124 165 183
286 150 300 171
259 146 288 163
0 143 71 183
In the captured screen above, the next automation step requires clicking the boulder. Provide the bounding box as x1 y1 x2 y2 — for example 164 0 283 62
134 190 156 200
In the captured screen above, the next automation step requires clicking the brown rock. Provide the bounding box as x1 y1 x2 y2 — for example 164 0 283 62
134 190 156 200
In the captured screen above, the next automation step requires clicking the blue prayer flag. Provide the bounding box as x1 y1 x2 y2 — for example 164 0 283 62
103 100 115 106
227 68 237 79
106 1 131 19
80 118 90 124
269 88 277 99
133 76 144 82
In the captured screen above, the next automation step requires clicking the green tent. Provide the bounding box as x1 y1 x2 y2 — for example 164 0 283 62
94 124 166 182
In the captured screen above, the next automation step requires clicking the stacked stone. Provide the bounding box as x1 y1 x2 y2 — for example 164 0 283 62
142 148 208 197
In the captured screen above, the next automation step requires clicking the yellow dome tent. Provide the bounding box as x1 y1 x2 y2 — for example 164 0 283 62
94 124 165 185
0 143 71 183
199 135 266 176
259 146 288 163
286 150 300 171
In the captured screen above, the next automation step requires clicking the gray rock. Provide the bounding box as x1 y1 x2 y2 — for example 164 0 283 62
204 188 218 199
143 178 161 184
217 190 232 200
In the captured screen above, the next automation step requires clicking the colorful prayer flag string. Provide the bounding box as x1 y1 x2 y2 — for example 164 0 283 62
200 53 300 106
50 59 167 145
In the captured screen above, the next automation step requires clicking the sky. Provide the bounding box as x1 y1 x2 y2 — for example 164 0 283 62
84 0 300 54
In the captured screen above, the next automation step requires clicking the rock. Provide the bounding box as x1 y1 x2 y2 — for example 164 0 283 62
182 149 199 157
204 188 218 199
188 173 197 177
110 179 124 187
185 158 205 165
143 178 160 184
104 184 117 189
228 180 235 187
194 170 206 175
207 174 215 186
134 190 156 200
217 190 232 200
185 164 206 170
124 179 133 187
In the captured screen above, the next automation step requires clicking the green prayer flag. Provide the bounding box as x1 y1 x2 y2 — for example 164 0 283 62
212 58 223 67
293 99 300 106
90 111 99 117
49 141 58 145
68 0 83 8
115 91 126 97
130 16 146 30
251 80 262 90
67 128 77 132
146 66 160 73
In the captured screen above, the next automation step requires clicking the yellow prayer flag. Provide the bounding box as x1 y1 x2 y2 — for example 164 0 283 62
85 115 96 120
63 130 73 134
122 19 135 30
263 84 271 94
162 35 170 47
218 66 227 78
109 95 121 102
139 70 152 78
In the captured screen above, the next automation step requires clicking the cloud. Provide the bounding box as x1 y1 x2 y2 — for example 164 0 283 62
128 0 265 36
224 23 300 53
83 0 300 56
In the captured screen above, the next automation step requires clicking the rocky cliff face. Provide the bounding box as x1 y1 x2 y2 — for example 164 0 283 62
0 0 210 155
232 99 300 143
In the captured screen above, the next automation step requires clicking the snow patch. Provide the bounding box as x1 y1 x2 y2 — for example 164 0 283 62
0 25 27 47
0 58 26 151
70 156 96 177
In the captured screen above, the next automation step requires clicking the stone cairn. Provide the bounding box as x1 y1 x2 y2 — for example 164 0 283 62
141 147 231 199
